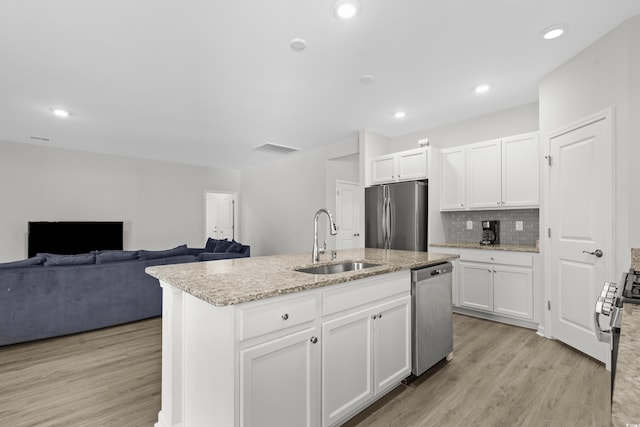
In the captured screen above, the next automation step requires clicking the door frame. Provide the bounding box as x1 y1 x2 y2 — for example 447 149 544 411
204 190 239 242
542 108 615 361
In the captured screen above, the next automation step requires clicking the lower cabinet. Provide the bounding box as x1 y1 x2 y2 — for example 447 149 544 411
458 251 534 321
240 327 320 427
321 296 411 427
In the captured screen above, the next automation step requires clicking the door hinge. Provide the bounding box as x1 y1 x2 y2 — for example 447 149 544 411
547 300 551 311
545 155 552 166
547 228 551 238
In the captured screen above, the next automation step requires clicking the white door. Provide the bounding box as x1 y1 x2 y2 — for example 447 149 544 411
502 132 540 207
336 181 363 249
459 262 494 312
240 327 320 427
322 309 373 427
547 111 613 364
205 192 238 241
372 296 411 394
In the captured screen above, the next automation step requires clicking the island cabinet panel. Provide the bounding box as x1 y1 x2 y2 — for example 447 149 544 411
240 326 320 427
238 294 317 341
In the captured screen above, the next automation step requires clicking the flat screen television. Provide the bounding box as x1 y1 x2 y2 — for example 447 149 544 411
28 221 124 258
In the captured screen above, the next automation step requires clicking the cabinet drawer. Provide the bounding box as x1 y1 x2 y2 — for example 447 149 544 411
322 271 410 317
460 250 532 267
239 294 317 341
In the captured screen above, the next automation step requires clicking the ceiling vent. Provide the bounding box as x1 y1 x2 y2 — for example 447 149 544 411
252 142 300 155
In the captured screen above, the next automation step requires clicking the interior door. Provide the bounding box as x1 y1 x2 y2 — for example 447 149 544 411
205 192 238 241
336 181 363 249
547 111 613 364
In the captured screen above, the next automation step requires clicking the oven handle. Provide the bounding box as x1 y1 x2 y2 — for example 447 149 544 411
594 309 611 343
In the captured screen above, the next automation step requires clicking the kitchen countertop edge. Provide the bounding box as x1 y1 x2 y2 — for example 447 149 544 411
430 242 539 253
146 248 459 307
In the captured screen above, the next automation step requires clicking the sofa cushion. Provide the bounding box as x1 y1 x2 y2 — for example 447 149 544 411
43 253 96 266
0 256 46 269
139 244 188 260
225 241 244 253
95 250 139 264
204 238 220 253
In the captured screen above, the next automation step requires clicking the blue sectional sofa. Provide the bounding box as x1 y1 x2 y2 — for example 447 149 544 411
0 239 250 346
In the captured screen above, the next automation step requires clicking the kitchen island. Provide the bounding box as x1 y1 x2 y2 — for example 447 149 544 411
146 248 458 427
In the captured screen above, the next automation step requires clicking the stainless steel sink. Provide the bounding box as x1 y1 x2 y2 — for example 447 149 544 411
294 261 382 275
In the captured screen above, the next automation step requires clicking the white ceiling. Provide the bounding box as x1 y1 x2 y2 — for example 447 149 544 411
1 1 639 169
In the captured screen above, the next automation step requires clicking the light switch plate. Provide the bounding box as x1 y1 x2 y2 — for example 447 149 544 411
466 221 473 230
515 221 524 231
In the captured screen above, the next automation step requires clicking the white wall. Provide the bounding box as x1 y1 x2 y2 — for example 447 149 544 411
0 140 240 262
239 138 358 257
390 102 539 152
539 15 640 275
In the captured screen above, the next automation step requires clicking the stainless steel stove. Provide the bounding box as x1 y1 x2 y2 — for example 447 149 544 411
621 268 640 303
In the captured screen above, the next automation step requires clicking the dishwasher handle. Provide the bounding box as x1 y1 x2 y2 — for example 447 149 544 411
412 262 452 282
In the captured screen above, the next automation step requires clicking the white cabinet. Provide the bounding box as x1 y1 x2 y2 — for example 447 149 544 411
240 327 320 427
440 147 467 210
458 250 534 321
322 296 411 427
371 147 428 184
467 139 502 209
467 132 539 209
459 262 494 311
440 132 539 211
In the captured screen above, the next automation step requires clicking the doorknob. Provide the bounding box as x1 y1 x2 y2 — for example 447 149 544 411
582 249 603 258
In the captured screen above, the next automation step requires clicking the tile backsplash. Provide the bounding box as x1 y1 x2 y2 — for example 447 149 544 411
441 209 539 247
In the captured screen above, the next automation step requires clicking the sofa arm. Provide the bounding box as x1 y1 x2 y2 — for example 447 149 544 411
198 252 248 262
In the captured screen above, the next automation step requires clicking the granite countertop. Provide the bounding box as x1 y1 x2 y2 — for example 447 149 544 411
612 303 640 426
632 248 640 271
146 248 458 307
430 242 539 253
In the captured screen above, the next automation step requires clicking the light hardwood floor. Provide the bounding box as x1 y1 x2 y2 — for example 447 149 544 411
0 314 610 427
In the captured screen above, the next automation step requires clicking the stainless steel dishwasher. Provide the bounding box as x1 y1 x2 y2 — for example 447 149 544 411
410 262 453 377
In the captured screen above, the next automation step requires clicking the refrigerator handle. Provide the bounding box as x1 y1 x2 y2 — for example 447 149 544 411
386 191 392 249
382 185 389 249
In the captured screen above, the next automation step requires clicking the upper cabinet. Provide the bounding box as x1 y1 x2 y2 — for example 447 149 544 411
371 147 428 184
440 132 539 211
440 146 467 210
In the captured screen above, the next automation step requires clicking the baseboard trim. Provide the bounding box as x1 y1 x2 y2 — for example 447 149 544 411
453 306 539 330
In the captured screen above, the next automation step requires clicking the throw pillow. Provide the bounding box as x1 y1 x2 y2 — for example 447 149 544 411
138 244 188 260
43 253 96 266
0 256 46 269
214 239 232 253
204 238 219 253
95 250 139 264
225 241 244 253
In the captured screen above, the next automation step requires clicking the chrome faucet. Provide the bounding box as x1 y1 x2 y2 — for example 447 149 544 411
312 209 338 263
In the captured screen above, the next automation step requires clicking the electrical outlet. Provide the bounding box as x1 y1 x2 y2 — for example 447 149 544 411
515 221 524 231
466 221 473 230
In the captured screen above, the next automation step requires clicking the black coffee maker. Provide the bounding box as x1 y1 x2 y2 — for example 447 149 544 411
480 220 499 245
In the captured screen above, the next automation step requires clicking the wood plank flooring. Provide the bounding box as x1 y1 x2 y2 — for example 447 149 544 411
0 314 610 427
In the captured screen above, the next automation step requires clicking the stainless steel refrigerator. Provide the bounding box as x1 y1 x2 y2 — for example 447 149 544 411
365 180 427 251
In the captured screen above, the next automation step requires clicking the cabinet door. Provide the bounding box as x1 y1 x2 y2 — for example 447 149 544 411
322 309 373 426
371 154 397 184
459 262 493 311
240 327 320 427
440 147 467 210
468 139 502 209
502 132 539 207
372 296 411 394
397 148 427 181
493 265 533 320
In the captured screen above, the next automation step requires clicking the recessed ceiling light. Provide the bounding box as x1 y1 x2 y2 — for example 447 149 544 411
360 74 374 84
394 111 406 119
474 84 491 94
51 108 70 118
541 24 568 40
333 0 361 20
290 38 307 51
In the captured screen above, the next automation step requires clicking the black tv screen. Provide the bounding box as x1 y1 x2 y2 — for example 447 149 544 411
28 221 124 258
